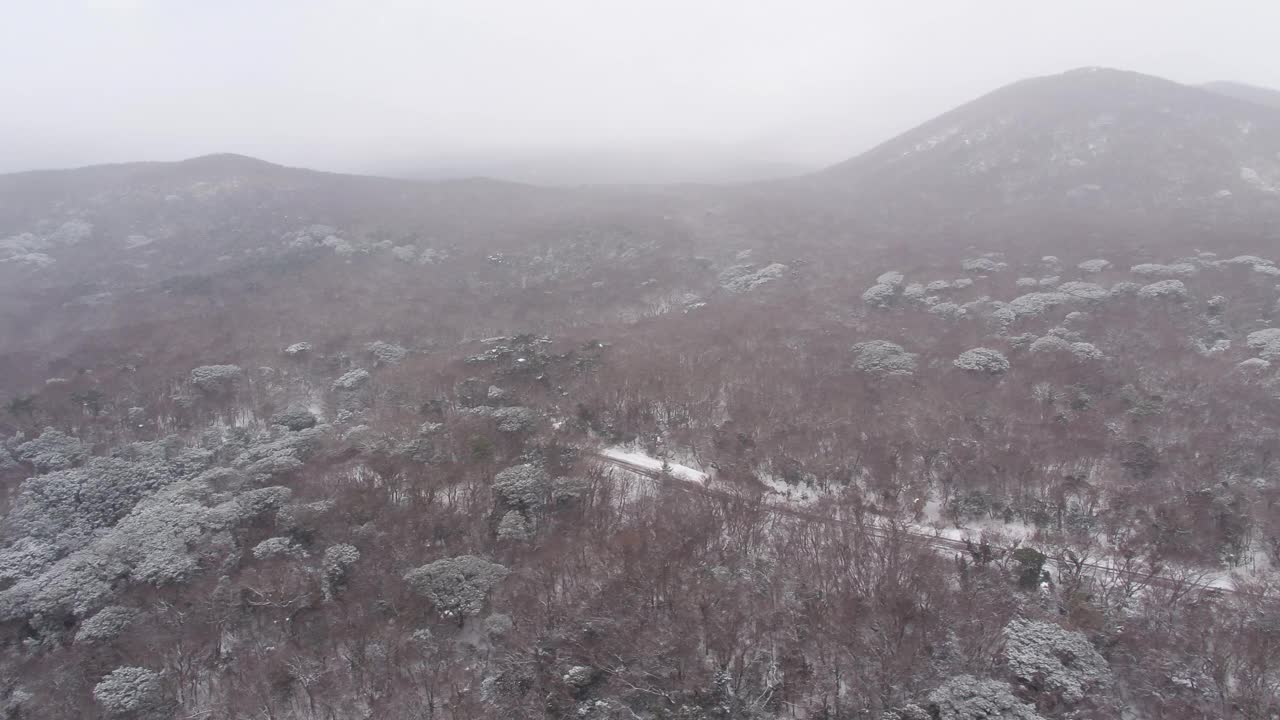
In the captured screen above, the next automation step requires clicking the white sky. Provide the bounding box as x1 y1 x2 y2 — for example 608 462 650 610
3 0 1279 176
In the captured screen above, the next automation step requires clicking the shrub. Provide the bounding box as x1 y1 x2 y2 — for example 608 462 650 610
1077 258 1111 273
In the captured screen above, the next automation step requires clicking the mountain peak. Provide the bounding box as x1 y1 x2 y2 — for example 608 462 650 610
815 67 1280 231
178 153 281 171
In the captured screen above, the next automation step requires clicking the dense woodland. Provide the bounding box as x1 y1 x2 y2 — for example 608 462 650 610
1 69 1280 719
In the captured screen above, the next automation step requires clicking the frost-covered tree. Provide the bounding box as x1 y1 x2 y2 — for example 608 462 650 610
367 341 408 366
1069 342 1103 360
252 536 306 560
1221 254 1274 268
493 463 550 509
1109 281 1142 296
321 543 360 600
1246 328 1280 360
1131 262 1197 278
929 302 967 320
269 406 317 431
1137 279 1187 300
954 348 1011 375
1016 277 1038 288
189 365 243 393
48 219 93 246
489 406 539 433
925 675 1044 720
484 612 514 636
962 257 1007 273
720 263 789 293
3 444 210 560
1029 335 1072 355
92 666 168 718
496 511 532 541
76 605 138 644
0 472 290 623
1056 281 1108 301
282 341 312 356
876 270 905 287
332 368 371 391
862 283 897 308
403 555 510 618
902 282 926 300
1237 357 1271 373
1077 258 1111 273
1028 336 1103 361
1008 292 1070 318
14 427 87 472
1002 618 1109 705
852 340 918 376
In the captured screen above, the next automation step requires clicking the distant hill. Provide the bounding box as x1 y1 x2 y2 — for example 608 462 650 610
805 68 1280 242
1202 80 1280 111
380 148 814 186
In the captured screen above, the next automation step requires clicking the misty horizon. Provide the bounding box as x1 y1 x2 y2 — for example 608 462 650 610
5 1 1280 183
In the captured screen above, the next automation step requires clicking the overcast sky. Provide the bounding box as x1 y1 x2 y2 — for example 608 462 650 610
3 0 1279 179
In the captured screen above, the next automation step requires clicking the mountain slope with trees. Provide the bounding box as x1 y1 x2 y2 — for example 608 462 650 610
0 68 1279 719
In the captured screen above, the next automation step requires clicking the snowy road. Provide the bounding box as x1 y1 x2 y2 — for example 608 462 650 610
593 448 1243 597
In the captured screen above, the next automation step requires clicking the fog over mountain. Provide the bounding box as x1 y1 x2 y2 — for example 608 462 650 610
5 1 1280 182
6 4 1280 720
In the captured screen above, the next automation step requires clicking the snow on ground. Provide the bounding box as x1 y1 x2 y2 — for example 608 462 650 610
599 447 708 484
757 472 823 507
599 446 1272 593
